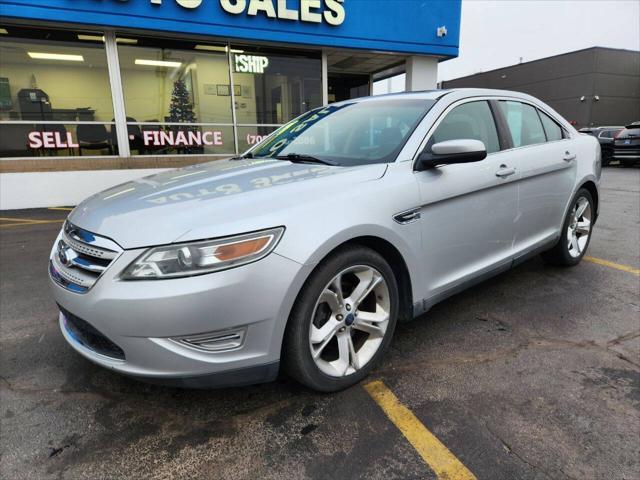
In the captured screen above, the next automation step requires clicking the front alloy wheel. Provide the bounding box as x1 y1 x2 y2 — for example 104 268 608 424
310 266 390 377
283 246 399 391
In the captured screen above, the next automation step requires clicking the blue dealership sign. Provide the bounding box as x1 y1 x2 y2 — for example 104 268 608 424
0 0 461 57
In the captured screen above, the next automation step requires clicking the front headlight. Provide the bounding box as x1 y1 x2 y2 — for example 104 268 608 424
121 227 284 280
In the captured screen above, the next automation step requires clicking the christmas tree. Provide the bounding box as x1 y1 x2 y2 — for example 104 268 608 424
168 78 201 153
169 79 196 124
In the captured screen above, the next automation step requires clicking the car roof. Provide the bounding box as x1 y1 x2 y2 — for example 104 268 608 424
581 126 623 131
328 88 576 132
344 88 555 105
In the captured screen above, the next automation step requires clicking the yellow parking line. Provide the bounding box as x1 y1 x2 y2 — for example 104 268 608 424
0 219 65 228
364 380 477 480
584 256 640 276
0 217 64 223
48 207 74 211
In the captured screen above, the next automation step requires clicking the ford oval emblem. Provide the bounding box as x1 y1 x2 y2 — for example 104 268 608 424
57 240 70 267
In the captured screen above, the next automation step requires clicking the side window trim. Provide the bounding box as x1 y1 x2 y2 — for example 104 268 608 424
489 99 513 150
415 99 501 157
537 108 568 143
411 95 568 167
535 108 550 143
493 98 570 151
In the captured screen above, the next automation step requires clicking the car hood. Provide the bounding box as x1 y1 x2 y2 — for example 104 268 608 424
69 158 387 249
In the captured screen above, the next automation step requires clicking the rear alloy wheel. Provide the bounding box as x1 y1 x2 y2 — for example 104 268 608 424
283 246 398 391
542 188 594 266
566 196 592 259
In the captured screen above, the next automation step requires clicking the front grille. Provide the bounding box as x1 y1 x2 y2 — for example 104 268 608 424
50 222 122 293
60 306 125 360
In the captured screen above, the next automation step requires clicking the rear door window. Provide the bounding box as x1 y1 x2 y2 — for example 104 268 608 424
539 111 564 141
499 101 547 147
430 101 500 154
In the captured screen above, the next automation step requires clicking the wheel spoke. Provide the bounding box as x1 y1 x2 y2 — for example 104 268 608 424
347 335 360 370
577 235 589 252
312 333 334 359
353 320 383 338
570 235 581 253
354 275 382 309
319 289 341 313
576 220 590 235
310 318 339 344
330 274 344 307
348 269 374 306
334 333 350 376
575 199 588 219
357 307 389 323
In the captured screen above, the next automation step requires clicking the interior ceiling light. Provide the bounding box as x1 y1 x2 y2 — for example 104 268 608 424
28 52 84 62
77 34 138 44
195 45 244 54
116 38 139 44
135 59 182 68
195 45 226 52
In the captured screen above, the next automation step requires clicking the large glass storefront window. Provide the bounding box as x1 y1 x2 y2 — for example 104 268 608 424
0 27 324 160
0 26 116 157
118 36 235 156
231 45 322 125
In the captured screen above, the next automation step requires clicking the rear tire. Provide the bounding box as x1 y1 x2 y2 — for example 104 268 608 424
283 246 399 392
541 188 594 267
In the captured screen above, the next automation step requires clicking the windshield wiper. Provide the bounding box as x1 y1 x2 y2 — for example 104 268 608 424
230 152 254 160
273 153 339 166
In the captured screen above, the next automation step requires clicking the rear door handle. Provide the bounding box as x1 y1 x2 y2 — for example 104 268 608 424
563 151 576 162
495 165 516 178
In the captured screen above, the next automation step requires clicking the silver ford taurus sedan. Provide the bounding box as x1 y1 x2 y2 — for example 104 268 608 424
50 89 601 391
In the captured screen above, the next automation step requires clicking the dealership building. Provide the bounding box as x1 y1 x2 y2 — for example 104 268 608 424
0 0 461 209
442 47 640 130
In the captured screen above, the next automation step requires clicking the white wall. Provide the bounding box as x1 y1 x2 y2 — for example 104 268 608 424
372 74 407 95
0 169 170 210
405 56 438 91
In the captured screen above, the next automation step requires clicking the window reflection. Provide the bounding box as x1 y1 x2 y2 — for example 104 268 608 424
0 25 116 157
118 37 233 125
0 30 324 159
231 46 322 125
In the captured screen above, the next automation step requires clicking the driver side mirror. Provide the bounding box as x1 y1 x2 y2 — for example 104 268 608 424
415 139 487 171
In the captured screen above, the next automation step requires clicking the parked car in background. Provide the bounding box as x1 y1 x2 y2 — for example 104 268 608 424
613 122 640 167
579 126 623 166
49 89 601 392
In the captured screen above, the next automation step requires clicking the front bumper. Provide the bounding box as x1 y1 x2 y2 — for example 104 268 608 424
51 246 311 387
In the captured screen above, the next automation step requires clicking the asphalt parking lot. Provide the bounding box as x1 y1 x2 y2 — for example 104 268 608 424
1 167 638 480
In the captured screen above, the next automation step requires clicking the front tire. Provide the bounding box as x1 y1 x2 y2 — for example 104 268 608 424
541 188 594 266
283 246 399 392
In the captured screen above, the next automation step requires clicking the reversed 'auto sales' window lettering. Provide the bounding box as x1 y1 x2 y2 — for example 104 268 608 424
249 99 437 166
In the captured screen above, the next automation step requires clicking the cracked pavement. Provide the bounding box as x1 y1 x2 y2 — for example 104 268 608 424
1 167 639 479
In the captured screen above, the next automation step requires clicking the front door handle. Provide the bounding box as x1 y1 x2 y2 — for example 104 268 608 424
495 165 516 178
563 151 576 162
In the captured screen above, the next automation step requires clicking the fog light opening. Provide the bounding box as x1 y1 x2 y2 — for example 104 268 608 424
174 328 246 352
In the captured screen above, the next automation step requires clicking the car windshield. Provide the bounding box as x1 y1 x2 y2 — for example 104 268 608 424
620 127 640 137
249 99 437 166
